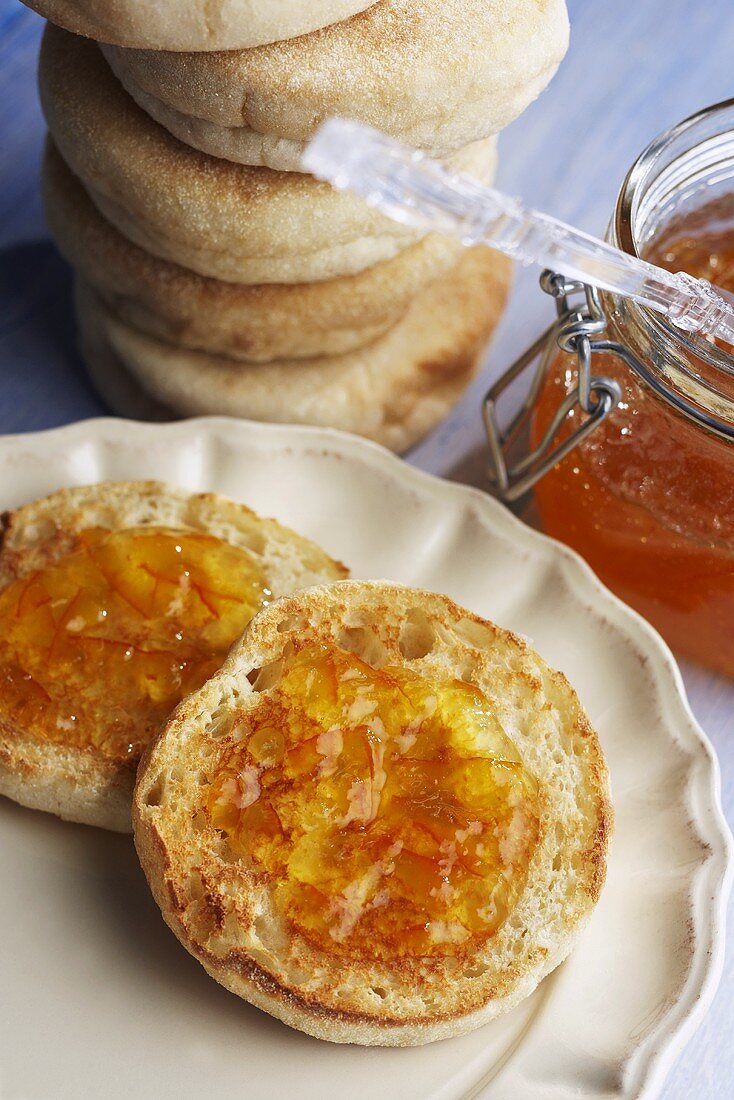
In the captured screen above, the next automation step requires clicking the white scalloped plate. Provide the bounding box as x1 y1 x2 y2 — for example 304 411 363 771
0 417 730 1100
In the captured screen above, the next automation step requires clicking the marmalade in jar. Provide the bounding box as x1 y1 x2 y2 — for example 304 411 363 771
533 202 734 676
0 526 270 762
207 642 540 959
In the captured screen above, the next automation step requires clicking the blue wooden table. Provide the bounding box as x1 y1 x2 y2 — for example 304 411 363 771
0 1 732 1094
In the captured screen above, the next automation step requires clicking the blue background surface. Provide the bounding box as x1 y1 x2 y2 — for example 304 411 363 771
0 0 733 1094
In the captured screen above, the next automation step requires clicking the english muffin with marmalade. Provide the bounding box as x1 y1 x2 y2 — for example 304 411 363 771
134 581 612 1045
0 483 346 832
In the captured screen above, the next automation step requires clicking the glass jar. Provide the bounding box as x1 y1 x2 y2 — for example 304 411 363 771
488 101 734 676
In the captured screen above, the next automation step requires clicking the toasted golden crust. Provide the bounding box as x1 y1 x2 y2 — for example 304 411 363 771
75 244 512 453
39 26 498 285
43 140 478 363
0 483 347 832
20 0 378 51
134 581 613 1045
102 0 569 171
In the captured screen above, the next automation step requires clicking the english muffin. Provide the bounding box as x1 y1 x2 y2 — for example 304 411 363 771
75 244 512 453
20 0 378 51
78 326 178 423
133 581 612 1045
102 0 569 171
43 140 475 363
0 483 347 832
39 26 498 285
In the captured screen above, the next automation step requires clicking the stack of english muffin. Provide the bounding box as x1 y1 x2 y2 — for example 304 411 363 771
29 0 569 451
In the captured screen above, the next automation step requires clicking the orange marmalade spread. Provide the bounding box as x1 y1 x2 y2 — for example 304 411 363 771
533 203 734 675
0 526 269 760
207 643 540 959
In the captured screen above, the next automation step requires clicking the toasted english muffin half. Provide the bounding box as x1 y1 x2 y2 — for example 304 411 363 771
20 0 378 51
134 581 612 1046
0 483 347 832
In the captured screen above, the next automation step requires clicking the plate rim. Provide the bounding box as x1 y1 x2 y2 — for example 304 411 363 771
1 414 731 1099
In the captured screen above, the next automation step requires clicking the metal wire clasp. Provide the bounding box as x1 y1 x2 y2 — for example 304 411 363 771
483 272 623 502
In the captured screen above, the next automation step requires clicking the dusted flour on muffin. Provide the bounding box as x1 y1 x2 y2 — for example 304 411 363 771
103 0 568 171
20 0 378 51
40 27 498 285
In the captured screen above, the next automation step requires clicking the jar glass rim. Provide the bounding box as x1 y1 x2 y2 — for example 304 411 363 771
613 97 734 379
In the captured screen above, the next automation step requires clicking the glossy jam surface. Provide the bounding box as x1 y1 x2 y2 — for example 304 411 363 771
533 202 734 675
207 643 540 959
0 526 269 760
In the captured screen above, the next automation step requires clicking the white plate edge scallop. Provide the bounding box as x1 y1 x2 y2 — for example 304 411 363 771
0 415 731 1100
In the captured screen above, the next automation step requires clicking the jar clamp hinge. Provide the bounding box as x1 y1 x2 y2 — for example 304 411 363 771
483 272 626 503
